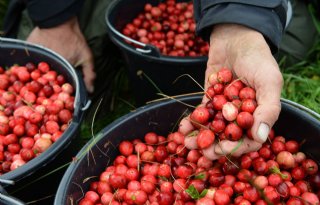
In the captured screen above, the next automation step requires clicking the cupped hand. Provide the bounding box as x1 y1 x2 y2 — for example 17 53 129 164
180 24 283 160
27 17 96 93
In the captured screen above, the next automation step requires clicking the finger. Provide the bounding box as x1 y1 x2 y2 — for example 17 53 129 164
184 134 198 150
215 137 262 157
202 94 210 105
180 116 199 150
251 70 283 143
178 116 194 135
81 59 96 93
76 50 96 93
202 66 217 105
202 143 220 160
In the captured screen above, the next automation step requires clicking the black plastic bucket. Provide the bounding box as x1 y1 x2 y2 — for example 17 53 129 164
54 95 320 204
105 0 207 105
0 37 89 204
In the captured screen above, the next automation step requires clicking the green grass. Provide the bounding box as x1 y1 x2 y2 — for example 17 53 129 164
277 4 320 113
79 64 136 143
281 62 320 113
280 34 320 114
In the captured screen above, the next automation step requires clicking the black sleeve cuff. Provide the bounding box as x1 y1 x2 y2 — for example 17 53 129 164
27 0 84 28
195 0 288 53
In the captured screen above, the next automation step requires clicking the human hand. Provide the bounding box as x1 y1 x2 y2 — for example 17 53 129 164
26 17 96 93
180 24 283 160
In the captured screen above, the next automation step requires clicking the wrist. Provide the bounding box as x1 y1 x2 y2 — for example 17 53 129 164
39 16 78 31
210 24 265 45
32 17 81 41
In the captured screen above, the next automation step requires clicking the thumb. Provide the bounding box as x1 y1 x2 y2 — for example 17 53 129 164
251 73 283 143
82 59 96 93
76 51 96 94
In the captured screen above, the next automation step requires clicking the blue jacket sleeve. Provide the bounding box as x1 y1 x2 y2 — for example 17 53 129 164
193 0 288 53
26 0 84 28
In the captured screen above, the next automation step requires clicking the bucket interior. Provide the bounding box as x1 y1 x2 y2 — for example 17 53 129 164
108 0 192 35
108 0 150 32
55 96 320 204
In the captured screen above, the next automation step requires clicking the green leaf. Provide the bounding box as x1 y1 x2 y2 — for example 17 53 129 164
185 185 200 200
187 130 199 138
229 137 243 155
199 189 208 198
269 166 288 179
185 185 207 200
194 173 205 180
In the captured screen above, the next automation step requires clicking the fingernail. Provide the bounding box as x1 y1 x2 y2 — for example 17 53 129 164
257 123 269 142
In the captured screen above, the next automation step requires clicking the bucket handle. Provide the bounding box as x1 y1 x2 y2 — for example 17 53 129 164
72 70 91 123
0 193 26 205
108 23 161 57
0 183 25 205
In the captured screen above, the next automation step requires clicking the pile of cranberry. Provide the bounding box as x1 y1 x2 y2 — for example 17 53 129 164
122 0 209 57
0 62 75 173
79 68 320 205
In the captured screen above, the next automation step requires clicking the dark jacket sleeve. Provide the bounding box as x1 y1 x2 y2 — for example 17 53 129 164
26 0 84 28
193 0 288 53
